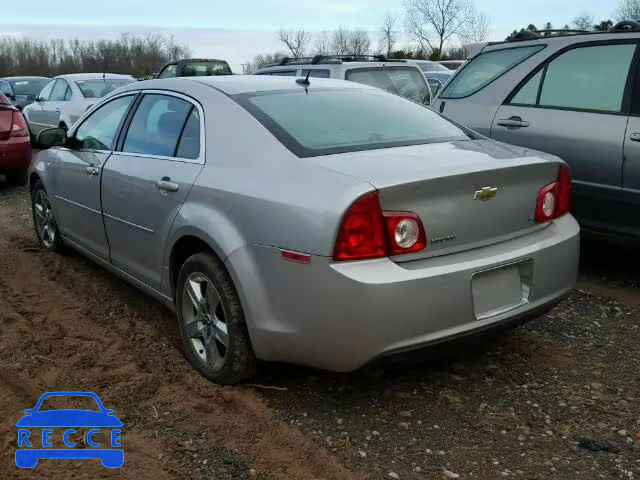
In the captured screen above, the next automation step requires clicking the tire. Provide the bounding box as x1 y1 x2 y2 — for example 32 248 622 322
31 180 65 253
176 252 256 385
5 168 28 186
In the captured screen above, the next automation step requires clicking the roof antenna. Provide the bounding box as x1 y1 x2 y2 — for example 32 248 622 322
296 69 311 91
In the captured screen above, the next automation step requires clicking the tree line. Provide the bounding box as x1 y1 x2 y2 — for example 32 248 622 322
0 33 191 78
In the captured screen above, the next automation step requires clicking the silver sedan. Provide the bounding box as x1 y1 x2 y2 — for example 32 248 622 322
29 76 579 384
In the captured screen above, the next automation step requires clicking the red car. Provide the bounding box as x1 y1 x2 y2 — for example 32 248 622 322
0 92 31 185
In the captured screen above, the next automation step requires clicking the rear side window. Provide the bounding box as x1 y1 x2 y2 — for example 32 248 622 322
258 70 297 76
176 108 201 159
236 88 469 157
123 94 193 157
509 43 636 113
441 46 544 99
301 69 331 78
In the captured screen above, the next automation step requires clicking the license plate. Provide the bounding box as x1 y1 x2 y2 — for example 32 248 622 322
472 261 532 320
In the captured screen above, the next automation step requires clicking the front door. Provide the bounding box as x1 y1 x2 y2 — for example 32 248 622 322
26 80 55 134
51 94 137 259
40 79 68 128
491 41 637 234
101 93 203 290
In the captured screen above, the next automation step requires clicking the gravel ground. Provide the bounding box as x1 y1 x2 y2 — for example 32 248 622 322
0 180 639 479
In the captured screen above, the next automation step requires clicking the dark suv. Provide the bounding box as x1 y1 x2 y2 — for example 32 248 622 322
158 59 233 78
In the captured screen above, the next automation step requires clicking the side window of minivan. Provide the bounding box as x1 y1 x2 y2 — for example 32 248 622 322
509 43 636 113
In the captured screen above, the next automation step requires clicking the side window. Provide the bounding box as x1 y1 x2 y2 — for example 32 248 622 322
0 81 13 97
301 69 331 78
509 44 636 113
50 80 70 102
38 80 56 101
123 94 192 157
176 108 201 159
158 65 177 78
74 95 134 150
265 70 297 76
441 45 545 99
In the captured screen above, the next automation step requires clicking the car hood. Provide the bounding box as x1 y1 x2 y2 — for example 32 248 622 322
16 410 123 428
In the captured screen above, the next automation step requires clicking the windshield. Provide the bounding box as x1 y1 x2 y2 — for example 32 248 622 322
11 78 48 96
182 61 233 76
37 395 101 412
75 78 135 99
236 88 469 157
345 67 431 105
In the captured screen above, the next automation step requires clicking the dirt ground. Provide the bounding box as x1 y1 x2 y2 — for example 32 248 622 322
0 180 639 479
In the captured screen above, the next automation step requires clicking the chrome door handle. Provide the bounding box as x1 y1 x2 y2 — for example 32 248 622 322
85 165 99 176
630 132 640 142
497 117 529 128
156 178 179 192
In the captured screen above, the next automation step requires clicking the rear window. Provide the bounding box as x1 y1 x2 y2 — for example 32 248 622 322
346 67 431 104
11 79 48 96
75 79 135 98
441 46 544 99
182 61 232 76
236 88 469 157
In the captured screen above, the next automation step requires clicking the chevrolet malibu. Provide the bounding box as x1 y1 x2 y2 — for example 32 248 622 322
29 76 579 384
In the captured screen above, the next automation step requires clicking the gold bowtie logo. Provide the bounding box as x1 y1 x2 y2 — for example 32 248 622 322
474 187 498 201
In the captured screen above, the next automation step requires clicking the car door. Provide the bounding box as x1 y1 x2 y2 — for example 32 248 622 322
50 94 137 260
25 79 55 133
101 92 204 290
41 79 69 128
491 41 638 233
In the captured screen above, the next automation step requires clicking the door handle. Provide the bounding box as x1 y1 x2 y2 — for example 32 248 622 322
85 164 99 176
156 177 179 192
497 116 530 128
630 132 640 142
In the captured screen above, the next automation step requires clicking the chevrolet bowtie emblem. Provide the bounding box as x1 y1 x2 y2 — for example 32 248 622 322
474 187 498 201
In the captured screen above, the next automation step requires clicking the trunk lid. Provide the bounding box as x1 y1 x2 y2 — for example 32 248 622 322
0 106 14 140
314 140 562 260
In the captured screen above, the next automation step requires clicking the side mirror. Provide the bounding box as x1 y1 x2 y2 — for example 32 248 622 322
105 409 115 415
24 409 34 415
37 127 67 149
4 93 15 100
35 96 45 103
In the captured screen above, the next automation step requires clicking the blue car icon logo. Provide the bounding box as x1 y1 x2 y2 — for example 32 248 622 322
15 391 123 468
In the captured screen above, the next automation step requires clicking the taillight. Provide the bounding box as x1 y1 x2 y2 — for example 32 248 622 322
535 164 571 223
10 110 29 137
333 192 427 261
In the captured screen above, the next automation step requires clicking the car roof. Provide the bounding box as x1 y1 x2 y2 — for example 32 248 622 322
128 75 378 96
55 73 135 81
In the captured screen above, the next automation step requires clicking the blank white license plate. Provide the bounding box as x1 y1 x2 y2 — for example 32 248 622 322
472 263 529 320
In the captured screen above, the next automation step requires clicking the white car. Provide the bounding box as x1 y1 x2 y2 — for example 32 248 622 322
23 73 136 135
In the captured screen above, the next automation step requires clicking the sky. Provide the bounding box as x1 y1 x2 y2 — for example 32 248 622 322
0 0 620 72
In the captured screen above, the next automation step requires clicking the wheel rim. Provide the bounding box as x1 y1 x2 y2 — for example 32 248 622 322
33 190 56 248
181 273 229 370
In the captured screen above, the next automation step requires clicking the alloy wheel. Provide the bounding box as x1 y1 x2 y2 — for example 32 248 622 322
33 190 57 248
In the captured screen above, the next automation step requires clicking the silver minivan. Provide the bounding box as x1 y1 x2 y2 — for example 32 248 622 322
433 22 640 239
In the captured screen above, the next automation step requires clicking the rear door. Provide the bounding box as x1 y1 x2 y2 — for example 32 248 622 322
101 92 204 290
25 80 55 133
51 94 136 259
491 41 638 233
41 79 70 128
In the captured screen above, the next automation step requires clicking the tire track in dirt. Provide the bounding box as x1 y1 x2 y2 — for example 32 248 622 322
0 188 360 480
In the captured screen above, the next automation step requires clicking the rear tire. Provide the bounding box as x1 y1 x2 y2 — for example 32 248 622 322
176 252 256 385
31 180 65 253
5 168 28 186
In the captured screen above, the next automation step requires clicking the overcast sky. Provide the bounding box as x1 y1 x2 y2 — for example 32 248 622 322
0 0 620 72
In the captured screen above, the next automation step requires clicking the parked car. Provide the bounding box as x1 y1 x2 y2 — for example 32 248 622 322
0 93 31 186
158 58 233 78
426 77 444 97
438 60 467 70
254 55 433 105
30 75 579 384
0 76 49 110
405 59 453 86
22 73 136 135
433 21 640 239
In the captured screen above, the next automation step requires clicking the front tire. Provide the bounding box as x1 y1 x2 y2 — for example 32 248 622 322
176 252 256 385
31 180 64 252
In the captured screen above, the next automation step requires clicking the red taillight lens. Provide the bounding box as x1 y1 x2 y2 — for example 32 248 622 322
333 192 387 261
10 110 29 137
333 192 427 261
535 164 571 223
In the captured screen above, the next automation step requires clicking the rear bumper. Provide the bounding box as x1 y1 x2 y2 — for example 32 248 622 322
0 136 31 170
227 215 580 372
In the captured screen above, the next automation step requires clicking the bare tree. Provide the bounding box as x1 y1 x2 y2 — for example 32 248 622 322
331 27 351 55
243 51 287 73
348 30 372 56
380 13 397 57
313 31 332 56
405 0 474 59
459 9 490 43
616 0 640 20
277 28 311 58
573 12 595 30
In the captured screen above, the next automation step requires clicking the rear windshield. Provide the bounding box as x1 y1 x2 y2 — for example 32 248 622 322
236 88 470 157
440 46 544 99
346 67 431 105
417 62 449 73
11 78 48 96
75 79 135 98
182 61 232 76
